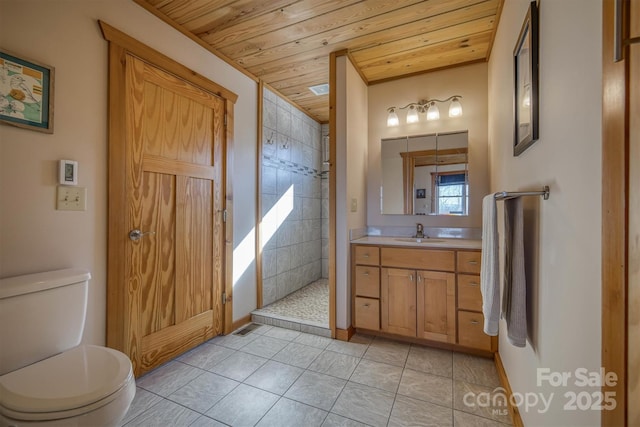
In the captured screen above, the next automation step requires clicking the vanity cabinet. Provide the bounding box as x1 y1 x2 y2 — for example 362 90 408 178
351 243 496 354
455 251 492 351
353 246 381 330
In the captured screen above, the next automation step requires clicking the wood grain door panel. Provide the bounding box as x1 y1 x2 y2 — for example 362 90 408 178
417 270 455 343
381 267 416 337
122 55 225 376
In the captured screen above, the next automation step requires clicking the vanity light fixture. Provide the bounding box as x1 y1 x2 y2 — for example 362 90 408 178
386 95 463 127
386 107 400 127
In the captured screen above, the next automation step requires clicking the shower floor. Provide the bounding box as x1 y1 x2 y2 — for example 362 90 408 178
251 279 330 337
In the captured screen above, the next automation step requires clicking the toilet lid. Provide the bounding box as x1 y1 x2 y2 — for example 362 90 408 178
0 344 133 415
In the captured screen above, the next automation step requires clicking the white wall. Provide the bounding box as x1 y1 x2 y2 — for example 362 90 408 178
367 62 489 228
488 0 602 425
335 55 368 329
0 0 257 345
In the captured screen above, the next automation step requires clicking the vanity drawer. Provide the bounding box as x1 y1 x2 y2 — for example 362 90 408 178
355 297 380 330
355 266 380 298
381 248 455 271
457 251 482 274
457 310 492 351
354 246 380 265
457 275 482 311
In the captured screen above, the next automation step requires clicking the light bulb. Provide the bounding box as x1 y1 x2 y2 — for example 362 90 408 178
387 109 399 127
406 105 419 123
449 97 463 117
426 102 440 121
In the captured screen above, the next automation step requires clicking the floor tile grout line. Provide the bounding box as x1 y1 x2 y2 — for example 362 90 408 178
130 324 505 427
126 387 219 425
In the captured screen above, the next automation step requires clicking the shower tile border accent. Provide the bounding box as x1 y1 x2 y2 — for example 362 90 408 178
263 154 324 179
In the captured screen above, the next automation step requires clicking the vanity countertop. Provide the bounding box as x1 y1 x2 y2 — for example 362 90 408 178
351 236 482 250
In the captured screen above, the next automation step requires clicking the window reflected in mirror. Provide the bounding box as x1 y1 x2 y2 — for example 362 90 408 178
380 130 468 216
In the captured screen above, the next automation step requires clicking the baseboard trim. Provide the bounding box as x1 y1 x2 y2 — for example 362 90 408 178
335 326 355 341
231 314 252 332
494 352 524 427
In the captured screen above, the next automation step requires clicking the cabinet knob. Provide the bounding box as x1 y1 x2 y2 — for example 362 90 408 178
470 320 479 325
363 254 370 258
467 260 478 265
469 282 479 287
363 272 369 276
409 274 413 281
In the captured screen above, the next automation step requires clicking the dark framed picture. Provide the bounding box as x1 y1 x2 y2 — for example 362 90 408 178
513 1 539 156
0 50 54 133
416 188 426 199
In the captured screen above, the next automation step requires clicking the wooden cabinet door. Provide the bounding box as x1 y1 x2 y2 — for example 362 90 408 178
416 270 456 343
381 268 416 336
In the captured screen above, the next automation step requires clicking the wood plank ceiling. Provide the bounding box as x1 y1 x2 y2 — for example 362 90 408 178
136 0 503 123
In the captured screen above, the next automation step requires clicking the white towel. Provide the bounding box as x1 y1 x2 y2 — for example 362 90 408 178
481 194 500 335
503 197 527 347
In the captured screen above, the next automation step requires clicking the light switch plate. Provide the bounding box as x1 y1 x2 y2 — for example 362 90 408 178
57 186 86 211
350 198 358 212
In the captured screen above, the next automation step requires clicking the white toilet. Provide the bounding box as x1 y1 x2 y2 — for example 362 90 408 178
0 269 136 427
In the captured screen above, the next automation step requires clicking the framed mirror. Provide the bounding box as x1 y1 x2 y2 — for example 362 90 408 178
380 130 468 215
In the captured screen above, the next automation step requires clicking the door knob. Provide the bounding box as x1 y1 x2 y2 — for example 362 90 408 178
129 229 156 241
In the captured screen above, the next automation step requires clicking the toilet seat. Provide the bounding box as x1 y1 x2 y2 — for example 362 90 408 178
0 345 134 422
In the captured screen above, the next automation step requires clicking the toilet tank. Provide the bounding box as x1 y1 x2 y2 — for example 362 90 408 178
0 269 90 376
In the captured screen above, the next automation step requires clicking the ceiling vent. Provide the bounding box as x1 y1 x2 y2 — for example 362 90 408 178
309 83 329 96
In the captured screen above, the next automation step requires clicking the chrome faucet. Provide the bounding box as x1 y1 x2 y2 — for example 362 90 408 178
415 223 424 238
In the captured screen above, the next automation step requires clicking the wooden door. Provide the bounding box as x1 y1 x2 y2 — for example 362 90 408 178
381 268 416 336
416 270 455 343
110 53 226 377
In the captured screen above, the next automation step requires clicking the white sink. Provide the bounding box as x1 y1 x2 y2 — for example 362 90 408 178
394 238 446 244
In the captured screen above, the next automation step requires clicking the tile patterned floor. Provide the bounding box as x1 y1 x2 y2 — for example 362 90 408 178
121 324 513 427
252 279 329 332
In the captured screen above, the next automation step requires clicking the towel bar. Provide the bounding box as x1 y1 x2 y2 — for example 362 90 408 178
493 186 550 201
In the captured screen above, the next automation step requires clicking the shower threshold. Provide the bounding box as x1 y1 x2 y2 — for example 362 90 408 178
252 279 330 338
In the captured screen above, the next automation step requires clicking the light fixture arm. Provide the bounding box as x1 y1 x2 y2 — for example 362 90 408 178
390 95 463 111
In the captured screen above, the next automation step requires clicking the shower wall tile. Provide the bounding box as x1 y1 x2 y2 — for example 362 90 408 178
263 126 276 158
276 246 291 275
276 272 291 300
263 166 277 195
277 168 291 197
264 88 277 103
261 87 324 300
277 106 292 137
263 277 277 306
290 221 303 245
263 249 277 279
291 115 304 141
277 95 291 112
262 194 277 217
290 244 303 269
264 100 277 129
322 239 329 260
276 221 291 247
276 134 291 162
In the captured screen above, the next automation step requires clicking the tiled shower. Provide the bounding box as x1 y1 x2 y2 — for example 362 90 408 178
260 88 329 310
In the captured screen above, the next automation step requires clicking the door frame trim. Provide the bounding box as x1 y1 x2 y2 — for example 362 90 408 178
99 20 237 347
601 1 628 424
